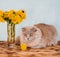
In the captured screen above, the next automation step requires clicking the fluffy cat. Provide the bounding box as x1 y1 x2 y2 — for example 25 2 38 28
20 23 58 48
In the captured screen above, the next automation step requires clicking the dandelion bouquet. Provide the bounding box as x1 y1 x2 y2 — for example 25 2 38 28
0 10 26 24
0 10 26 48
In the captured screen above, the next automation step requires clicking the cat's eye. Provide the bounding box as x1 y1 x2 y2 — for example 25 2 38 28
34 30 37 32
31 28 37 32
23 33 27 37
30 33 33 36
22 28 26 32
33 29 37 32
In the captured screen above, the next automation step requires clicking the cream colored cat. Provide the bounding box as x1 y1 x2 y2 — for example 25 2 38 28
20 23 58 48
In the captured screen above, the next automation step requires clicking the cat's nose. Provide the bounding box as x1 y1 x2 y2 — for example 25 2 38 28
27 38 29 40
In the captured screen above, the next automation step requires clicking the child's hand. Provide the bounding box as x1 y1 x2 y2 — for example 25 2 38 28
21 43 27 51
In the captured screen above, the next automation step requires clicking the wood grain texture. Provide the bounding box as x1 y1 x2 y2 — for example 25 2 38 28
0 41 60 57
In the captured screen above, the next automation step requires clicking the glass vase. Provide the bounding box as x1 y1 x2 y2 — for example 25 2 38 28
7 22 15 48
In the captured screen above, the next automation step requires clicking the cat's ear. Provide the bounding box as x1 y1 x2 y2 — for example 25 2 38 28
31 27 37 32
22 28 26 32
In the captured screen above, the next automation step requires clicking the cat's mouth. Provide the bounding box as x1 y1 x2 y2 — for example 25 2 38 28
27 38 30 40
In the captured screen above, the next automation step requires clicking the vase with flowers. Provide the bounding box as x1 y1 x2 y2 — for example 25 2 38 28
0 10 26 48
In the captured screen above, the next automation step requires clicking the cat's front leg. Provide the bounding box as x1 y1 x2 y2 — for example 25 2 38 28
31 42 46 48
38 39 47 48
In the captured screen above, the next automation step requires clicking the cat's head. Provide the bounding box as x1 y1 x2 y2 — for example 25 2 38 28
21 26 42 42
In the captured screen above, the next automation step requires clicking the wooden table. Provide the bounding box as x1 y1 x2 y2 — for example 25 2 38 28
0 41 60 57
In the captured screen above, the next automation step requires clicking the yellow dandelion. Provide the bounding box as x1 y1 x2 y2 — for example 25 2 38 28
0 10 3 16
8 10 15 14
8 10 16 20
16 10 26 19
0 16 4 22
12 15 22 24
8 13 15 19
11 17 17 24
3 11 9 18
16 16 23 24
21 43 27 51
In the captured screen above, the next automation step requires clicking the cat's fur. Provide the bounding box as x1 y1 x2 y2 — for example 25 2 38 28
20 23 58 48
